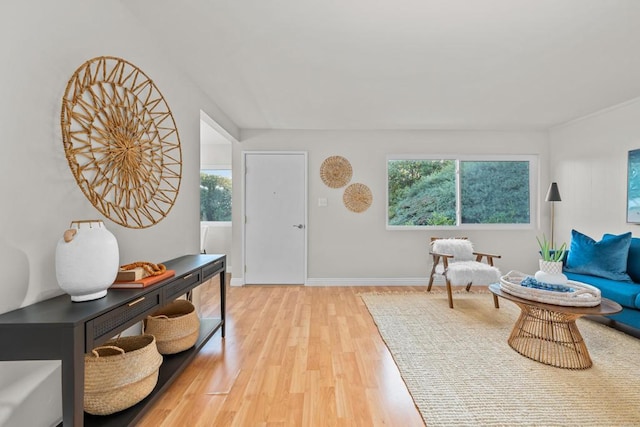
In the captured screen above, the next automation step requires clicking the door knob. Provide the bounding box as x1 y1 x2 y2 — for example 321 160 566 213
293 224 305 229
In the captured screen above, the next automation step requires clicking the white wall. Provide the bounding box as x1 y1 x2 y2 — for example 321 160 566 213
549 99 640 242
0 1 237 425
232 129 551 285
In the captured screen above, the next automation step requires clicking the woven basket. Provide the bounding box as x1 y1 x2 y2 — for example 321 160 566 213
84 334 162 416
145 299 200 355
500 270 601 307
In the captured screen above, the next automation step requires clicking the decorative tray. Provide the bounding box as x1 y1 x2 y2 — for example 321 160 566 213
499 270 601 307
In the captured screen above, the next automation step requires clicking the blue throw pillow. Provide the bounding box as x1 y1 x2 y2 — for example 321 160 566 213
604 234 640 283
564 230 632 282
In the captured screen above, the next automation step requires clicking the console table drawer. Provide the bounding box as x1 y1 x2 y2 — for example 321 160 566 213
86 290 162 350
164 271 201 301
203 259 225 281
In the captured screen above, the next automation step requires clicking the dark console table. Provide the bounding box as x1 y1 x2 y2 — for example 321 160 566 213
0 253 226 427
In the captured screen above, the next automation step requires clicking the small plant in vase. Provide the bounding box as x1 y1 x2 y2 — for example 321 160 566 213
535 234 568 285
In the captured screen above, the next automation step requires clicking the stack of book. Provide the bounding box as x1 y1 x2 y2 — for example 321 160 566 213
111 268 176 289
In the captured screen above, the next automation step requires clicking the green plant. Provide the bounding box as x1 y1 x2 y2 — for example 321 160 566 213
536 234 567 262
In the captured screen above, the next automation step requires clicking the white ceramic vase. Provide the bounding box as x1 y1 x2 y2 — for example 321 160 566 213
534 259 568 285
55 220 119 302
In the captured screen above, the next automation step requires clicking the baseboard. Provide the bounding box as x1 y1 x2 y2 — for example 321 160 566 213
230 277 445 286
230 277 245 286
305 277 432 286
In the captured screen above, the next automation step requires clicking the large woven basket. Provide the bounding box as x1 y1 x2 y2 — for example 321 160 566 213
500 270 601 307
145 299 200 354
84 334 162 416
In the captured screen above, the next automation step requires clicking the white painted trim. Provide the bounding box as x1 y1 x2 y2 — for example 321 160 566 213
231 270 446 288
232 277 444 287
305 277 434 286
230 277 245 286
201 164 232 170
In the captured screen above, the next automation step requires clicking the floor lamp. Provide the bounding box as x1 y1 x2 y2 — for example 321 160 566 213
545 182 562 248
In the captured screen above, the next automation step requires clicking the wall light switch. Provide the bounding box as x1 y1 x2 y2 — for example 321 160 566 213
318 197 328 207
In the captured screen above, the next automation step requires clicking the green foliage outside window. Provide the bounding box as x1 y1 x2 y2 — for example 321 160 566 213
388 160 456 226
200 171 232 221
460 161 530 224
388 159 531 226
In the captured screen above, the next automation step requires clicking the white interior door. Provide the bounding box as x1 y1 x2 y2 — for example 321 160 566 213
244 152 306 284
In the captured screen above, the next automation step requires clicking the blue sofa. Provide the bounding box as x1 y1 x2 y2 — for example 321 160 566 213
562 230 640 331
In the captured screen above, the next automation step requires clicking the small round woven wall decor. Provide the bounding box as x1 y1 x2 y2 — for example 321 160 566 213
60 56 182 229
343 183 372 213
320 155 352 188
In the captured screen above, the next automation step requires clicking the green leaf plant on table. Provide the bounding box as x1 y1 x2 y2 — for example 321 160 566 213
535 234 569 285
536 234 567 262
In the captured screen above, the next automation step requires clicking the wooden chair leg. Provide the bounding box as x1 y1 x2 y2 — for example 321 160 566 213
427 265 437 292
445 278 454 309
465 282 472 292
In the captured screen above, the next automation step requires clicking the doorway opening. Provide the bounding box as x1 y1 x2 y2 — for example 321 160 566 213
200 110 233 273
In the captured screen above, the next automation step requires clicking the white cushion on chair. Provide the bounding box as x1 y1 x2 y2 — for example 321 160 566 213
446 261 501 286
431 238 474 261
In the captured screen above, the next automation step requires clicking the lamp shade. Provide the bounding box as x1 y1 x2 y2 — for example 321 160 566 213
545 182 561 202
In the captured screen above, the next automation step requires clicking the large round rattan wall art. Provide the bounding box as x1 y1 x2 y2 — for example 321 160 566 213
343 183 372 213
320 155 352 188
60 56 182 229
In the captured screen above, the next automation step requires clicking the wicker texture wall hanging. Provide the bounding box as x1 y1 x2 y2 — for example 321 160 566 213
320 155 352 188
343 183 372 213
60 56 182 229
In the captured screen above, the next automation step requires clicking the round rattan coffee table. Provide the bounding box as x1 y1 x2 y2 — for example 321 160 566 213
489 283 622 369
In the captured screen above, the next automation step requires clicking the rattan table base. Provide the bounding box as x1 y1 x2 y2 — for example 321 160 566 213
508 303 591 369
489 283 622 370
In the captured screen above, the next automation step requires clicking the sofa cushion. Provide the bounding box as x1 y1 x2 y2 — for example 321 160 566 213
564 230 632 282
605 234 640 283
564 272 640 309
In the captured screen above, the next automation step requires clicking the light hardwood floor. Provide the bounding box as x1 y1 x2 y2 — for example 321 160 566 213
138 279 426 427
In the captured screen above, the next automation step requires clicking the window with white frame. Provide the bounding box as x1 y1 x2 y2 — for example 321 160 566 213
387 155 536 228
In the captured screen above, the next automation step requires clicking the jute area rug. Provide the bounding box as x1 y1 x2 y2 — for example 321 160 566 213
360 291 640 426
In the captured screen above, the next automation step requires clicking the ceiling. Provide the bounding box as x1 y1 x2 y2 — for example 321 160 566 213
124 0 640 131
